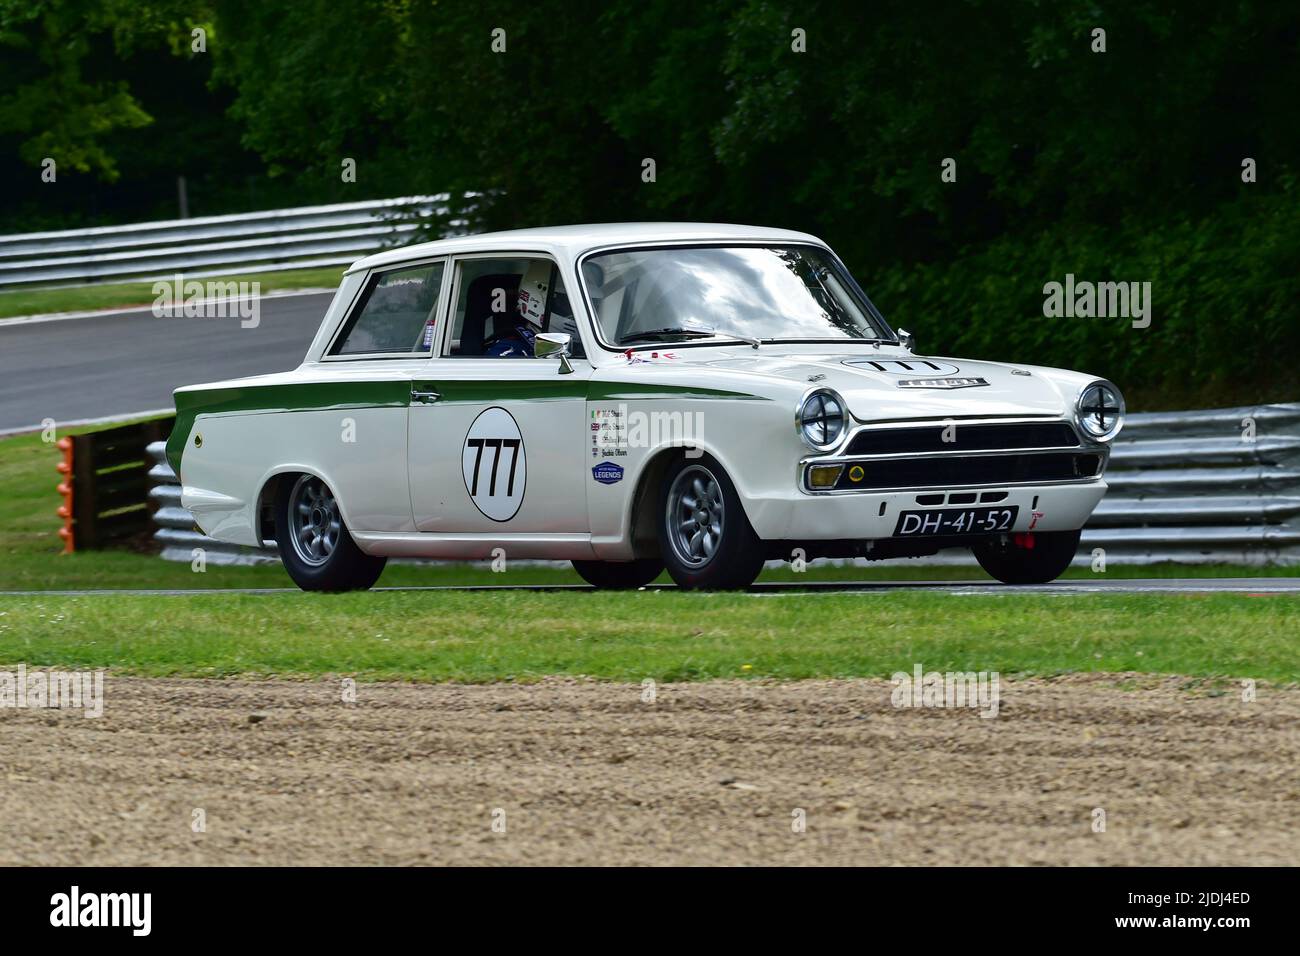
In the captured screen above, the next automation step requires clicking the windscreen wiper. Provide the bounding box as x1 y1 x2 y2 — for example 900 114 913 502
621 327 718 343
623 326 762 348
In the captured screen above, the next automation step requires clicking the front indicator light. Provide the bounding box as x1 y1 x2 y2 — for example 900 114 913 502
808 464 844 489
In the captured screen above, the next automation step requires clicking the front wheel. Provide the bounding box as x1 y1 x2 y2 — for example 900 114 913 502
571 558 664 589
972 529 1080 584
657 455 766 590
275 474 387 592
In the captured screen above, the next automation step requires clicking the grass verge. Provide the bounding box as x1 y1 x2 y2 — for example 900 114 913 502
0 590 1294 683
3 424 1299 591
0 266 345 320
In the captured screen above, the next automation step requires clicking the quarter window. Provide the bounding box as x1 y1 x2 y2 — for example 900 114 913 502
330 261 445 356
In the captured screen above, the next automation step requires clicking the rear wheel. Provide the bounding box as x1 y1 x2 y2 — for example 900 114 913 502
972 529 1080 584
658 455 766 590
275 474 387 592
571 558 664 589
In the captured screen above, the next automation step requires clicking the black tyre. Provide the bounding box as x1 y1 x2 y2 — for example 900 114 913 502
571 558 664 589
274 474 387 592
972 529 1081 584
657 454 766 590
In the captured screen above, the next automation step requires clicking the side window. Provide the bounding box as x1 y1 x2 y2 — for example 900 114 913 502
330 261 445 356
447 256 585 359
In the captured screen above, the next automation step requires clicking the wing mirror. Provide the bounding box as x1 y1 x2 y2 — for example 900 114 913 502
535 332 575 374
896 328 916 351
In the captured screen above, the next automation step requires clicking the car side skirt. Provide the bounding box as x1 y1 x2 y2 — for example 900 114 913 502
350 531 596 561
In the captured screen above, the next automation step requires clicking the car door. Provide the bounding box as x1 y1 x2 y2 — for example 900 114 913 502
316 257 450 532
407 253 591 534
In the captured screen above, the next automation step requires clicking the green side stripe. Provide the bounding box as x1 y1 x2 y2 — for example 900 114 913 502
589 384 766 402
428 380 764 404
166 377 766 475
166 380 409 474
426 380 589 404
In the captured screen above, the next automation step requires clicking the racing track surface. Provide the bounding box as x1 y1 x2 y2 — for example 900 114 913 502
0 293 334 433
1 675 1296 865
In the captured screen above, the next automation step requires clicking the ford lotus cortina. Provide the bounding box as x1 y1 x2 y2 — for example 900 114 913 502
167 224 1122 591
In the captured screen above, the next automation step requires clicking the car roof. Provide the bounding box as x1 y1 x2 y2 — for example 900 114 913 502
347 222 826 273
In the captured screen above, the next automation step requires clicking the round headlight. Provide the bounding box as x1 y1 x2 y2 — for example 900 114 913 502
1075 381 1125 442
798 389 848 450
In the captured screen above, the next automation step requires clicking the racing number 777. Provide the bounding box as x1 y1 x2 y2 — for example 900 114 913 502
466 438 522 497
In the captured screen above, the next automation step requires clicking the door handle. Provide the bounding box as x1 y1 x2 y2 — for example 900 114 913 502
410 389 441 403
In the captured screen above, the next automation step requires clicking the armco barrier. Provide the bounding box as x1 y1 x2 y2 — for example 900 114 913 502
146 441 271 565
143 404 1300 567
1082 402 1300 564
1 195 459 289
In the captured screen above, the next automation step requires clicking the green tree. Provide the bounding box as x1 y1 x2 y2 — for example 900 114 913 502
0 0 213 179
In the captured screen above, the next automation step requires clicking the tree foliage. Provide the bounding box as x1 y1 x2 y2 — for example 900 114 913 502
3 1 1297 406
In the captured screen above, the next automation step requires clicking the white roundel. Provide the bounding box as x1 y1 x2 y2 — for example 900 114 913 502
462 407 526 522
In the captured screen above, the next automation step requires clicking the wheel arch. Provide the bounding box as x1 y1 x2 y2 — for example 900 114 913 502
254 464 352 546
623 440 757 559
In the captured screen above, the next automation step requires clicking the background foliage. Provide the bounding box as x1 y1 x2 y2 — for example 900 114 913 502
2 0 1297 407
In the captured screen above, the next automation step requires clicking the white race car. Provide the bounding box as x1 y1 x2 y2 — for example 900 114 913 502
167 223 1123 591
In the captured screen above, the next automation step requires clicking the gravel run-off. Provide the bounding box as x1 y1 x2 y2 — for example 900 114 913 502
1 674 1296 865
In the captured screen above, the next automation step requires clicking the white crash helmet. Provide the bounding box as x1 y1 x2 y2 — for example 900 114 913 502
515 260 552 332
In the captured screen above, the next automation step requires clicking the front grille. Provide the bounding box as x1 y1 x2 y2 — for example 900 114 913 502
845 422 1079 456
828 452 1102 491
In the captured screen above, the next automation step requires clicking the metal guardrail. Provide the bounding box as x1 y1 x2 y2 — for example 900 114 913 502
1081 402 1300 564
147 441 272 565
145 404 1300 567
0 195 455 289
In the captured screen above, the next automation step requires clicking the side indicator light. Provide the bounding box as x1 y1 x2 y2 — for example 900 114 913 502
808 465 843 489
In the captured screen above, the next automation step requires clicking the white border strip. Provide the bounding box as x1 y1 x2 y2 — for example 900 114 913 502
0 408 174 439
0 287 336 329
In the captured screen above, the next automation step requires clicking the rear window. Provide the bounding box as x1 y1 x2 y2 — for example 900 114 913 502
331 262 445 356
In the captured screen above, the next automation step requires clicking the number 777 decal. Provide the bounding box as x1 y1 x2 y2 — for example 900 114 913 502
462 407 528 521
466 438 522 496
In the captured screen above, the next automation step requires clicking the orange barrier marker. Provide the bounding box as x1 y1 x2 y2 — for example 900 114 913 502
56 436 75 553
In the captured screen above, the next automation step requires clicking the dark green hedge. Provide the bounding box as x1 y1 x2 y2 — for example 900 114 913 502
871 185 1300 410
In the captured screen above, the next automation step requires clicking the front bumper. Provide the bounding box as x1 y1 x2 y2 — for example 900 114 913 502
744 415 1112 541
744 478 1108 541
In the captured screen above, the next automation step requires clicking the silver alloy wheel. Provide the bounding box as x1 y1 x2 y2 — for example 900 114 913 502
666 464 725 569
288 474 341 567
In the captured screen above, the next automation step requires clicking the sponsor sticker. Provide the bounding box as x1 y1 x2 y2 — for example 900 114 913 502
623 349 678 365
592 462 624 485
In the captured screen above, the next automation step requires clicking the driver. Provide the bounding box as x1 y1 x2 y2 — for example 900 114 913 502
486 260 551 357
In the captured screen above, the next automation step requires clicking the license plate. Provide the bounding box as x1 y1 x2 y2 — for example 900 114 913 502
893 506 1019 537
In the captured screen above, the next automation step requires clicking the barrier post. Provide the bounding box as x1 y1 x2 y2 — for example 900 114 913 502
56 436 75 553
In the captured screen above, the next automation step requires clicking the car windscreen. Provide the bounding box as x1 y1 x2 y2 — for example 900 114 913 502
580 245 891 347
